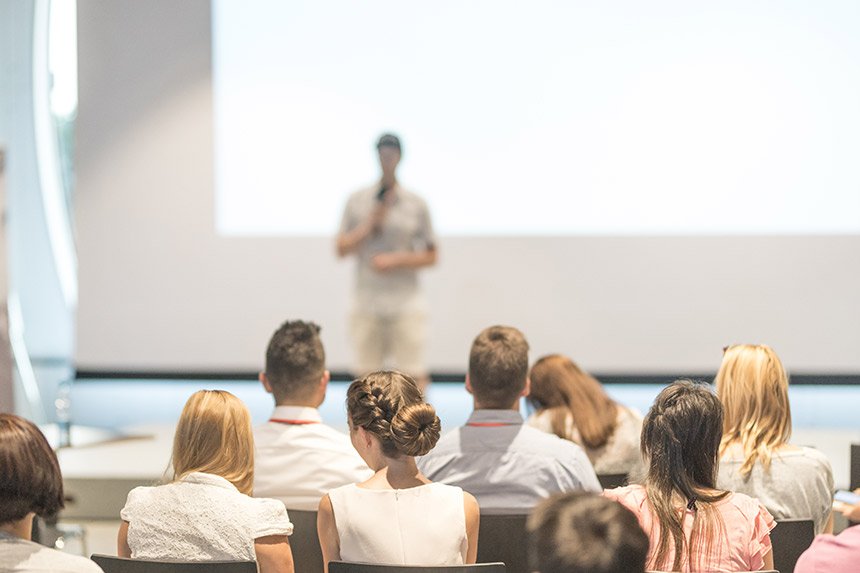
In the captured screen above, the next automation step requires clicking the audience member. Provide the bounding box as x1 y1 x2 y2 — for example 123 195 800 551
254 320 371 509
318 371 479 569
604 380 775 572
528 491 648 573
0 414 104 573
795 524 860 573
527 354 643 476
418 326 600 510
118 390 294 573
716 344 834 534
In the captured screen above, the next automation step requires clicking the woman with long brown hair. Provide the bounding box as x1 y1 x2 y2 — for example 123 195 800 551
118 390 294 573
317 370 480 570
527 354 642 475
604 380 775 572
716 344 834 534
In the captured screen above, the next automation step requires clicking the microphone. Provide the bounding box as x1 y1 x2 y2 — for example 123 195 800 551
376 185 388 202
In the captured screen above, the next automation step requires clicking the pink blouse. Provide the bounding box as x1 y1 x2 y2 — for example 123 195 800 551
603 485 775 572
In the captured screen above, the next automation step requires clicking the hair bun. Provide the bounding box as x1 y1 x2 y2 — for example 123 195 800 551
391 402 441 457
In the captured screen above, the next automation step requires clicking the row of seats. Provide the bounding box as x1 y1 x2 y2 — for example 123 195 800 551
91 512 815 573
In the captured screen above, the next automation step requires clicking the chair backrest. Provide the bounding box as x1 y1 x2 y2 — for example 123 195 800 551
596 473 628 489
850 443 860 490
770 518 815 573
475 512 529 573
329 562 505 573
91 554 256 573
288 509 324 573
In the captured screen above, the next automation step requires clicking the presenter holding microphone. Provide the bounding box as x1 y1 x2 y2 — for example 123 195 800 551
337 134 437 387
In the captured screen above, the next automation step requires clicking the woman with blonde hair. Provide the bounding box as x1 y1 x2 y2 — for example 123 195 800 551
716 344 834 534
118 390 294 572
527 354 643 476
604 380 775 572
318 370 480 570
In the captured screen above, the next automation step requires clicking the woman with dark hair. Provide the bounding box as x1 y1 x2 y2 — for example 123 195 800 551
603 380 775 572
317 370 480 570
0 413 103 573
527 354 643 475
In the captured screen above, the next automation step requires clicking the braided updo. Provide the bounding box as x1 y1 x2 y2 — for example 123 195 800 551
346 370 441 458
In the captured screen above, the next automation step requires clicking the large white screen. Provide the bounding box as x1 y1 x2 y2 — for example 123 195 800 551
214 0 860 236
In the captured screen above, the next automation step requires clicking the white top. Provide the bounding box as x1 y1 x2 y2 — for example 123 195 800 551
120 472 293 561
717 445 834 534
0 534 103 573
528 405 644 476
328 482 468 566
254 406 373 510
339 185 435 316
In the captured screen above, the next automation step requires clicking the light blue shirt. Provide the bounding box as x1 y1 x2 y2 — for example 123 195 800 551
417 409 601 510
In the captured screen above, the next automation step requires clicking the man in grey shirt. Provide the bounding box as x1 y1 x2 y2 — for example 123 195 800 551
418 325 601 510
336 134 436 387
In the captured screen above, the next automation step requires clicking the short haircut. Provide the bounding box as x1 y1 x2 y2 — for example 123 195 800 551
0 414 65 524
528 492 649 573
264 320 326 402
376 133 402 153
171 390 255 495
468 325 529 408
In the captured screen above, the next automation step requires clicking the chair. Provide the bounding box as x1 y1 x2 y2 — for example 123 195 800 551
596 473 628 489
475 512 529 573
91 555 256 573
850 444 860 490
288 509 324 573
770 518 814 573
329 562 505 573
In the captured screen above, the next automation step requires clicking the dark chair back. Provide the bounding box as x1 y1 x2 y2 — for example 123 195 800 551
475 512 528 573
91 555 256 573
329 562 505 573
596 473 628 489
770 518 814 573
850 444 860 490
289 509 324 573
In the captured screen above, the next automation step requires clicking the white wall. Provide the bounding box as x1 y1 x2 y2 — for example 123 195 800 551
75 0 860 374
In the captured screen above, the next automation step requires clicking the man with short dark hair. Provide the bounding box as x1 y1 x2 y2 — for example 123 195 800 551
254 320 371 510
418 325 600 509
528 492 649 573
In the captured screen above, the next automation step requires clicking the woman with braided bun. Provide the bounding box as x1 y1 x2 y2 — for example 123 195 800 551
603 380 775 572
317 370 480 570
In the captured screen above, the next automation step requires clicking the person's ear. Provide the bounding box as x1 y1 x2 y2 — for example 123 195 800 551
465 373 474 395
320 370 331 391
521 376 531 398
259 372 273 394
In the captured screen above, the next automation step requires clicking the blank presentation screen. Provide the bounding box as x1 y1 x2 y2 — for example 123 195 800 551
213 0 860 237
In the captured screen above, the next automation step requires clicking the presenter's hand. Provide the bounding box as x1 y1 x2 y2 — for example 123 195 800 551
371 252 402 272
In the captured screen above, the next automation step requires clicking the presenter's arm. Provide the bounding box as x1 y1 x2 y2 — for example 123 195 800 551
254 535 294 573
117 521 132 557
371 246 437 272
463 492 480 564
336 204 387 257
317 494 341 573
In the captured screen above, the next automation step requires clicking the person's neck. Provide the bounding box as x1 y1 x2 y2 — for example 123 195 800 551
381 175 398 190
377 457 427 489
275 398 320 409
473 400 520 412
0 514 34 541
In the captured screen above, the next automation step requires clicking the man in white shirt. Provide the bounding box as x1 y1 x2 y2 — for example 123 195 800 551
254 320 372 510
418 325 601 510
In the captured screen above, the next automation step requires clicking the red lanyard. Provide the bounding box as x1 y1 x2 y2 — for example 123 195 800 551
269 418 320 425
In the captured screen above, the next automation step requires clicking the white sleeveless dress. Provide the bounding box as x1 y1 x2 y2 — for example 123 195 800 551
328 482 468 566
